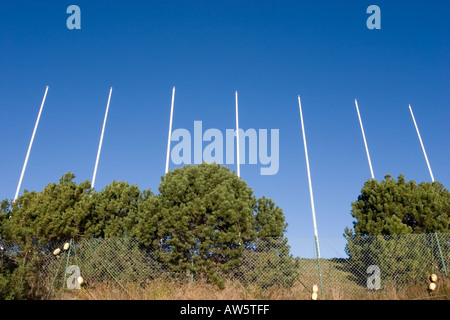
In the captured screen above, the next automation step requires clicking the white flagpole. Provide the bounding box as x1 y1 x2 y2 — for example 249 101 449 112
235 91 240 177
355 99 375 180
409 104 435 183
14 86 49 201
297 95 321 258
165 86 175 174
91 87 113 190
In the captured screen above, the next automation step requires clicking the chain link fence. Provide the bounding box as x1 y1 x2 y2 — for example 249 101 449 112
1 233 448 300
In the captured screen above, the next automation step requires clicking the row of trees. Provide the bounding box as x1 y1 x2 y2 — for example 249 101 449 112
1 164 449 298
0 163 292 297
1 164 287 242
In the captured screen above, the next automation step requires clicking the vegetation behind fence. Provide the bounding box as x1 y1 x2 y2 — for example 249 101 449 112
0 233 448 300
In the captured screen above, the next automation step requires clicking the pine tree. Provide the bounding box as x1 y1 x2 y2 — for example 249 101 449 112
1 172 91 245
238 197 298 288
345 174 450 285
87 180 151 238
152 163 256 286
347 174 449 236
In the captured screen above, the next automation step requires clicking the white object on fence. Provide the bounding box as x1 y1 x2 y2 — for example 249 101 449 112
92 87 113 190
14 86 49 201
430 274 438 282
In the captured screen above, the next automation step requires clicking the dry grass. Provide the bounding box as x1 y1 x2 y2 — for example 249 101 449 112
54 277 450 301
43 256 450 300
57 278 310 300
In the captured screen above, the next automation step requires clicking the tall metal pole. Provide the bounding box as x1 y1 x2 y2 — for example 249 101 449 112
14 86 49 201
91 87 113 190
235 91 240 177
355 99 375 180
297 95 323 293
298 95 321 256
165 86 175 175
409 104 435 183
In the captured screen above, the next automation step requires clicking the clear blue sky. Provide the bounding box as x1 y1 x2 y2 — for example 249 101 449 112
1 1 449 258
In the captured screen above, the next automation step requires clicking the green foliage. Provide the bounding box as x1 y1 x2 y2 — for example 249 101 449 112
71 238 164 283
153 163 256 283
86 181 151 238
345 233 448 286
235 197 298 288
0 173 152 245
345 175 450 286
0 266 28 300
254 196 287 238
0 164 291 296
0 250 21 299
130 193 159 246
348 174 449 237
0 243 50 300
236 237 300 289
0 173 154 298
1 172 91 246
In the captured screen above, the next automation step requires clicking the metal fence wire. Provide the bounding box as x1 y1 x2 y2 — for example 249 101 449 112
0 233 448 300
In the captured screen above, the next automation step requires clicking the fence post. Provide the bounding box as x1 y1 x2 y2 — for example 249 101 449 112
63 239 73 289
434 233 448 277
314 235 324 294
